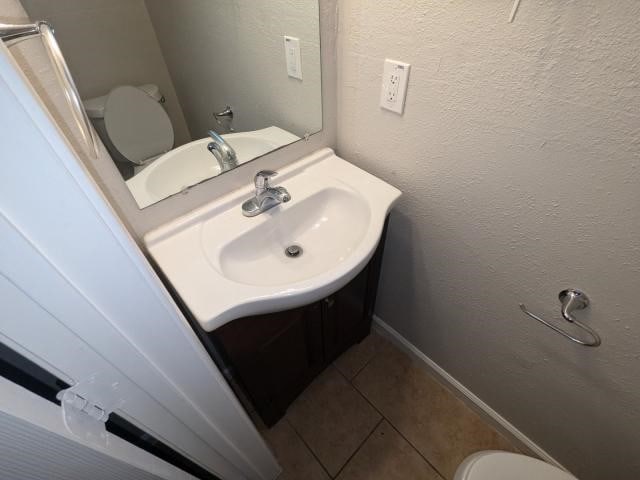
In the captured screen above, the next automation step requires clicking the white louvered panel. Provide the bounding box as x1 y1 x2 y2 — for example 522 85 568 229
0 377 194 480
1 413 167 480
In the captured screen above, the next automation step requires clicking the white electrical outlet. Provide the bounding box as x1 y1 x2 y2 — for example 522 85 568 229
284 36 303 80
380 59 410 114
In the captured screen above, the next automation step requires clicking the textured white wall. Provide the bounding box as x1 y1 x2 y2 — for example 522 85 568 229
145 0 322 139
20 0 192 146
336 1 640 479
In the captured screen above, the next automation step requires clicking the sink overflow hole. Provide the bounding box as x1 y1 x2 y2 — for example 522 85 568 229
285 245 303 258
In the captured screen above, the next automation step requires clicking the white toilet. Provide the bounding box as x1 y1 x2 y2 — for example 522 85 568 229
455 451 578 480
84 84 174 174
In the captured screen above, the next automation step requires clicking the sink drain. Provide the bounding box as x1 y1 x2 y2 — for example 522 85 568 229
285 245 303 258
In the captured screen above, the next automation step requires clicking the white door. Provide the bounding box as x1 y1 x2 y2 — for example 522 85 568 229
0 41 280 480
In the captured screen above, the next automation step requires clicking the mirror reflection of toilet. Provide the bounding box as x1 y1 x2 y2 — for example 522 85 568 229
455 451 578 480
84 84 174 179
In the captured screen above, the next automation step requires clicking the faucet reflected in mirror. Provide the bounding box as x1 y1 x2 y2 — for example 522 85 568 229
19 0 322 209
207 130 238 173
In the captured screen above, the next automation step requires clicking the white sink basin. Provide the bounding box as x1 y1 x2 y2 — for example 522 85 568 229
145 148 401 331
217 187 370 286
126 126 299 208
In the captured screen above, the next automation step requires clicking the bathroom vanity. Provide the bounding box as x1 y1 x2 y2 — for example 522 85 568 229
145 148 401 426
211 220 387 426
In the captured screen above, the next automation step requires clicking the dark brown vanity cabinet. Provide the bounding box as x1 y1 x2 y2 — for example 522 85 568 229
210 219 389 427
212 302 325 427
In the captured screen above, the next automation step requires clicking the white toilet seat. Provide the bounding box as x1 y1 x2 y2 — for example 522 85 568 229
454 451 577 480
104 85 174 165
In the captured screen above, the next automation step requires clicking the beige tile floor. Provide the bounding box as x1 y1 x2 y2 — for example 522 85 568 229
260 332 516 480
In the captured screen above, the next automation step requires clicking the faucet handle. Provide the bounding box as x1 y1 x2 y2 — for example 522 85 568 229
207 130 224 142
254 170 278 189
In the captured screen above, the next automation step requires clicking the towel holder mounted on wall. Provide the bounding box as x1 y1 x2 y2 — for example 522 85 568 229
519 288 602 347
0 21 98 158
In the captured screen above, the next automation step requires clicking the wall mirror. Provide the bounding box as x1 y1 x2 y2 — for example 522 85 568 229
21 0 322 209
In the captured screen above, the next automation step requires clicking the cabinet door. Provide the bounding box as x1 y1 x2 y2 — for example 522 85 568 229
322 266 370 363
322 217 389 363
213 303 324 426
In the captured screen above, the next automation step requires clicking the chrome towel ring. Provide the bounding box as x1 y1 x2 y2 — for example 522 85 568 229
520 289 601 347
0 21 98 158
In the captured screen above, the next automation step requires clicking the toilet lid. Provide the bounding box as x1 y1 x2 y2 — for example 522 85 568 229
456 451 577 480
104 86 174 165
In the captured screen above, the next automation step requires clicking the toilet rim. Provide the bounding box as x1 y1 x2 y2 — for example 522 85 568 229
454 451 578 480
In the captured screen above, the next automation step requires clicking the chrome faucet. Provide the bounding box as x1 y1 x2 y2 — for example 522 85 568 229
207 130 237 172
242 170 291 217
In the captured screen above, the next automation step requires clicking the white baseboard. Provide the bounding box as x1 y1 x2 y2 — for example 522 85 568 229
372 315 565 469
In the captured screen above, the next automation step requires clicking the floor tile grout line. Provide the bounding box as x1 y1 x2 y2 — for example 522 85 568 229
333 333 385 382
350 377 448 479
332 416 385 479
336 348 378 381
284 365 383 478
383 419 447 480
333 365 448 480
283 417 334 479
348 334 388 378
345 353 450 480
274 335 446 479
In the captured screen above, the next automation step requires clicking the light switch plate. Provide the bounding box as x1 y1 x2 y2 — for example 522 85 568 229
284 36 303 80
380 59 410 114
